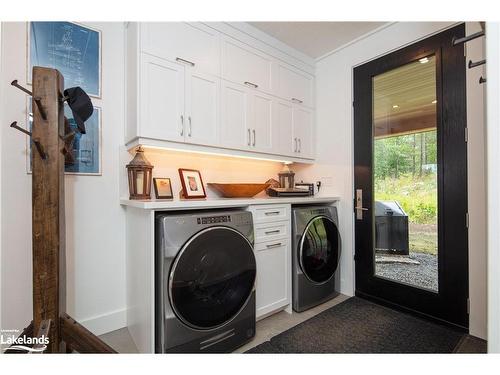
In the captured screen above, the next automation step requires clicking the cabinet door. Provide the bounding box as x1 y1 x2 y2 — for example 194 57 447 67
219 81 251 149
275 100 295 156
141 22 220 76
254 240 290 319
293 106 314 159
185 71 219 146
222 37 273 93
140 54 185 142
250 91 273 153
276 63 314 108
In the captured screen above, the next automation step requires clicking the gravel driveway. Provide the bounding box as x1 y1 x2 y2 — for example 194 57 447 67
375 252 438 292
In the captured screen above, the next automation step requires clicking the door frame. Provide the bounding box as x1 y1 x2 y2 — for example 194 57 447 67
353 24 469 330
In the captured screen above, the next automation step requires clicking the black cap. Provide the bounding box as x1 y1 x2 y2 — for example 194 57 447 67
64 87 93 134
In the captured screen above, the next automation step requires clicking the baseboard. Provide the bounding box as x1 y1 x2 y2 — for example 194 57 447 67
79 308 127 336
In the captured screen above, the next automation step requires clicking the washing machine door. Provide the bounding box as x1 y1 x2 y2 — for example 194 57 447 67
168 226 256 330
299 216 340 284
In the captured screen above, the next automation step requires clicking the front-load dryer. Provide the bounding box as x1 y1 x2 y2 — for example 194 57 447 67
292 205 341 312
155 210 256 353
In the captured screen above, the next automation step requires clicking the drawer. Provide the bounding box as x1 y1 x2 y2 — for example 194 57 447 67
254 221 289 244
250 205 290 224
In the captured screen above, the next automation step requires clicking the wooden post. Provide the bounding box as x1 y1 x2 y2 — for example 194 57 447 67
31 67 66 353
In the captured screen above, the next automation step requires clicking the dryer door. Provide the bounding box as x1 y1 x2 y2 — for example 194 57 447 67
299 216 341 284
168 226 256 330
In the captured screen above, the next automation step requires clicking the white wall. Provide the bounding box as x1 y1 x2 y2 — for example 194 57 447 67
295 22 487 338
0 22 127 336
486 22 500 353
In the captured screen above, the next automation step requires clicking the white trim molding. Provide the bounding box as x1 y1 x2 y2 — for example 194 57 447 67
79 308 127 337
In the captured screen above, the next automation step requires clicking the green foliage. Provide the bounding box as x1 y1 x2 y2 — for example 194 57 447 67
375 173 437 225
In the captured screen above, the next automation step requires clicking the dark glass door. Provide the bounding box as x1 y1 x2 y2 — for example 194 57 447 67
299 217 341 284
354 24 468 329
169 227 256 330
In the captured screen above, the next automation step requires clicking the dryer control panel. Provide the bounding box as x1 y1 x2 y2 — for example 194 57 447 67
197 215 231 225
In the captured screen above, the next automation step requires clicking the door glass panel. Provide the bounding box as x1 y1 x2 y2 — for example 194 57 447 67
169 227 256 329
300 217 340 283
372 55 438 292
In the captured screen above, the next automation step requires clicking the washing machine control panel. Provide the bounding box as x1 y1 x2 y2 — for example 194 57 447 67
197 215 231 225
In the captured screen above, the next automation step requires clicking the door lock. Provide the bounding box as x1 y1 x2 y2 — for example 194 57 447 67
355 189 369 220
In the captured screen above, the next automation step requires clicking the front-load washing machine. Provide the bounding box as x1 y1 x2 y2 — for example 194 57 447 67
155 210 256 353
292 205 341 312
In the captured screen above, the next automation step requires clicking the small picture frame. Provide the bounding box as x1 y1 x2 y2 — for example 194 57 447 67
178 169 207 199
153 178 173 200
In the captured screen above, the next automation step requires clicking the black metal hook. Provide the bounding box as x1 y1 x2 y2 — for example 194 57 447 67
479 76 487 84
11 80 48 120
9 121 47 160
452 30 485 46
469 59 486 69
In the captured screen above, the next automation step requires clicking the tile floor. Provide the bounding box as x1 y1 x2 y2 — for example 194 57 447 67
98 293 350 354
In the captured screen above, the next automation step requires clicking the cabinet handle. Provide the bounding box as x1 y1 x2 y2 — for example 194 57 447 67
265 229 280 235
294 137 297 152
298 138 301 153
188 116 192 137
291 97 303 104
176 57 195 66
244 81 258 89
266 242 282 249
180 115 184 136
247 129 251 146
264 211 281 216
252 129 256 146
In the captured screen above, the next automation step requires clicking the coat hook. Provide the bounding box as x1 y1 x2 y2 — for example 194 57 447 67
10 121 32 136
32 138 47 160
10 122 47 159
11 80 48 120
479 76 487 84
11 79 33 96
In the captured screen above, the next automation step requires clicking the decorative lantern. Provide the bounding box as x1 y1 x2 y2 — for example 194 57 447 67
126 147 153 200
278 163 295 189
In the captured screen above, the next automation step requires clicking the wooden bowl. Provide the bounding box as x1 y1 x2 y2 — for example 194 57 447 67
208 183 270 198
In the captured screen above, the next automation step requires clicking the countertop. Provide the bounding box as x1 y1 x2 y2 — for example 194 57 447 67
120 195 340 210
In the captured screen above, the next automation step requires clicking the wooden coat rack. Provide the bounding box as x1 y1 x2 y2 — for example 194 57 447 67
7 67 116 353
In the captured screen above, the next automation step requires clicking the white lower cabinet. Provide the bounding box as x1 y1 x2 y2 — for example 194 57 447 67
254 239 291 319
248 204 292 320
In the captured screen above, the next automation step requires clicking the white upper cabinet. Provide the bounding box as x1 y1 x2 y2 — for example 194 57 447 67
141 22 220 76
220 80 251 149
250 91 274 153
275 63 314 108
185 71 219 146
222 37 273 94
140 54 185 142
127 22 315 161
292 106 314 159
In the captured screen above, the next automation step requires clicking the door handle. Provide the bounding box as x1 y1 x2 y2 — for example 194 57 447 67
298 138 301 153
188 116 192 137
355 189 369 220
291 97 303 104
264 211 281 216
247 129 251 146
252 129 256 146
180 115 184 136
294 137 297 152
244 81 258 89
175 57 195 66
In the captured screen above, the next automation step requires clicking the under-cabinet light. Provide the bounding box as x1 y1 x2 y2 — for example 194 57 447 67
137 144 294 164
392 104 400 109
419 57 429 64
432 100 437 104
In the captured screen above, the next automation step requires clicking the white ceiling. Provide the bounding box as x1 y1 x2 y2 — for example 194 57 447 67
249 22 387 59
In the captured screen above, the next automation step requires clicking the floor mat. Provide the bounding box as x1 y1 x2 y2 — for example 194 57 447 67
246 297 467 353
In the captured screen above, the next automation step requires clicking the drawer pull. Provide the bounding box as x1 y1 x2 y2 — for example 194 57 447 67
291 97 303 104
244 81 259 89
176 57 195 66
265 230 280 235
264 211 281 216
266 242 282 249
